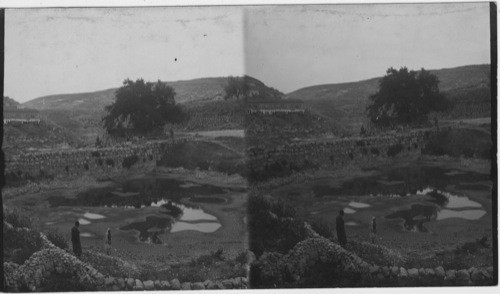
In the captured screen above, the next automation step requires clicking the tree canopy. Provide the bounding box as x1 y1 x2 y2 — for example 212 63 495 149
102 79 186 136
366 67 448 126
224 76 250 100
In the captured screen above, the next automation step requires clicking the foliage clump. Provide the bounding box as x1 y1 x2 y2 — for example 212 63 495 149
103 79 187 137
45 228 69 250
367 67 448 127
3 208 43 265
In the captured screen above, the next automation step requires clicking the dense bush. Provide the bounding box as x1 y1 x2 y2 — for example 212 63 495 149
45 228 69 250
422 128 491 159
248 194 309 257
158 140 244 175
311 218 334 239
5 232 43 264
4 208 35 229
122 154 139 169
387 143 404 157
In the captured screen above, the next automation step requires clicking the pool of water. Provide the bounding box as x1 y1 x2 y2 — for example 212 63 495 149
170 222 221 233
385 187 486 232
349 201 370 208
119 201 220 242
84 212 106 219
78 218 91 225
344 208 356 214
437 209 487 221
305 165 489 233
312 166 490 198
43 176 228 243
48 178 228 208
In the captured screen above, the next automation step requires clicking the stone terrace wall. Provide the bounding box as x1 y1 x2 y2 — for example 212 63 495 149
4 139 191 182
253 237 495 287
3 225 248 292
247 131 429 173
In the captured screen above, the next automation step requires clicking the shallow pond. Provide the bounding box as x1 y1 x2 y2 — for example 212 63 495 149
45 177 228 243
48 178 227 208
120 201 221 242
306 165 490 233
312 166 490 198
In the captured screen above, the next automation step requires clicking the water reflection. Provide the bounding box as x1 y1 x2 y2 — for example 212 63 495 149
171 222 221 233
349 201 370 208
387 187 486 232
48 178 227 208
84 212 106 219
344 208 356 214
437 209 486 221
119 201 220 242
417 187 482 208
78 218 91 225
313 166 489 198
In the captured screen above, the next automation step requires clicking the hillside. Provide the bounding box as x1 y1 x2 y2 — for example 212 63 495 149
182 76 285 131
22 77 232 112
286 64 491 132
21 76 286 136
3 96 21 108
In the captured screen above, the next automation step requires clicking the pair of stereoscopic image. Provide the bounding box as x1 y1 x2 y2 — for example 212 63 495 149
2 2 497 291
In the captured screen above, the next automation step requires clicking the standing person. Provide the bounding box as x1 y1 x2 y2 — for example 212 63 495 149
71 221 82 258
370 216 377 244
104 228 112 255
336 209 347 247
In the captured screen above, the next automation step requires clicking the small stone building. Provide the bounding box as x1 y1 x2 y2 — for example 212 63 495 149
4 107 41 124
247 98 306 114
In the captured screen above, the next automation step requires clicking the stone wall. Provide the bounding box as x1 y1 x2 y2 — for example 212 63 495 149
247 131 429 175
3 225 248 292
253 237 495 287
4 139 190 183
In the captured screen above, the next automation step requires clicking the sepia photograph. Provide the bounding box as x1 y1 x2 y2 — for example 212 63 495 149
1 0 497 292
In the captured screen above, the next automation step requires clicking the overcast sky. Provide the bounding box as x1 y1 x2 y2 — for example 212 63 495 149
5 7 244 102
5 2 491 102
245 3 491 93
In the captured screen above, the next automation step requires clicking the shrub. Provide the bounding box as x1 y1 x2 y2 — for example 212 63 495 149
45 228 69 250
387 143 403 157
4 208 34 229
122 154 140 168
3 224 43 265
311 218 334 239
3 208 43 264
248 194 308 257
105 158 115 167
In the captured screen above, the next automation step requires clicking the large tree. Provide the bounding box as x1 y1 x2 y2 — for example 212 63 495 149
224 76 250 100
103 79 186 136
366 67 448 126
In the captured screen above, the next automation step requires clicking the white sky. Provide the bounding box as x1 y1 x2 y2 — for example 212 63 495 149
4 2 492 102
5 7 244 102
245 2 491 93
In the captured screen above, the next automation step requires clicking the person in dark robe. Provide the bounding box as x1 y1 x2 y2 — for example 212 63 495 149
336 209 347 247
370 216 377 244
71 221 82 258
104 228 112 255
